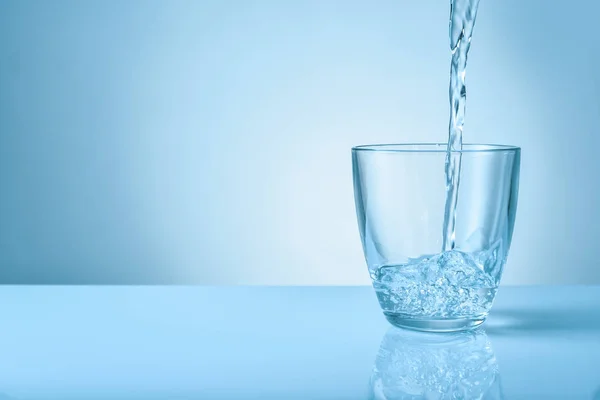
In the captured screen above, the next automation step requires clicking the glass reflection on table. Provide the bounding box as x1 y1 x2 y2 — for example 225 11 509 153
369 327 503 399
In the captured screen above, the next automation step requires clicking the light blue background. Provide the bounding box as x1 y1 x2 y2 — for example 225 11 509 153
1 0 599 284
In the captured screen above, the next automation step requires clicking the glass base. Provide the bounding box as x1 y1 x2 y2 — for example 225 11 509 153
384 313 486 332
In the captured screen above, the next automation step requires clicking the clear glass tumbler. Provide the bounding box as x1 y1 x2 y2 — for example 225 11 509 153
352 144 520 332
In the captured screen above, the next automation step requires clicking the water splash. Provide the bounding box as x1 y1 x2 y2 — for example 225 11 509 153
373 250 497 318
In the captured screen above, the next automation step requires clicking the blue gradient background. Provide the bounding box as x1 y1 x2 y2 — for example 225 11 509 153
0 0 599 284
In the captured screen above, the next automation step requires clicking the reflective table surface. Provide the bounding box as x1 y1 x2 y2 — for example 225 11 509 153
0 286 597 399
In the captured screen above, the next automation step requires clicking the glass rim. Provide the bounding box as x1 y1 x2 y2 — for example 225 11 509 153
352 143 520 153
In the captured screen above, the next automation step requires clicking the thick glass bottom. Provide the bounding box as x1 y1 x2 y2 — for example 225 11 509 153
384 312 486 332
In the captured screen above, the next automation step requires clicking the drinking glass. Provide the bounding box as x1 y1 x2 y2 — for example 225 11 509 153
352 143 520 332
